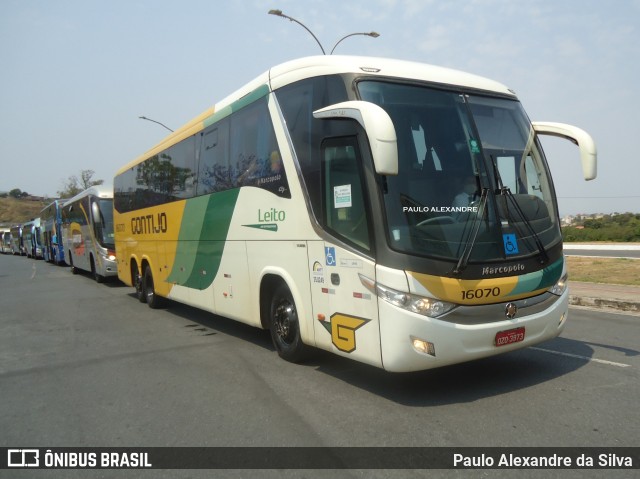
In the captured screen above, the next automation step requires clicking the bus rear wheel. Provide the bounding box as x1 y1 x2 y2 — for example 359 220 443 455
133 265 146 303
269 283 309 363
143 266 165 309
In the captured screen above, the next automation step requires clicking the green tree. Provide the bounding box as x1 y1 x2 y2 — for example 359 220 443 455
9 188 24 198
57 169 104 198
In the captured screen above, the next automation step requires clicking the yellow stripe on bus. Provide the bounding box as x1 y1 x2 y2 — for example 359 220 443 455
407 271 547 306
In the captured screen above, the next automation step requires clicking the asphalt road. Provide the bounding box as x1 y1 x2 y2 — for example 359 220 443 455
563 244 640 258
1 254 638 479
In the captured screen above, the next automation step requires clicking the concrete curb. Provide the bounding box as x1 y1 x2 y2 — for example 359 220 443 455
569 295 640 314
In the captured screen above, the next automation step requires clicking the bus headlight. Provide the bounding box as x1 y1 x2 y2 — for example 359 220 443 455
99 250 117 262
359 274 456 318
548 273 568 296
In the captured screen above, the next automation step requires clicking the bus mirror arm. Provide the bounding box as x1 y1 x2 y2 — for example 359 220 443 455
313 101 399 175
532 121 597 181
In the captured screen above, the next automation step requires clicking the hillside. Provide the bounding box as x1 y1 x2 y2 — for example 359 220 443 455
0 196 51 226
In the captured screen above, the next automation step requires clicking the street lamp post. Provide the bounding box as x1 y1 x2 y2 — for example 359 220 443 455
268 9 326 55
268 9 379 55
139 116 174 133
330 32 380 55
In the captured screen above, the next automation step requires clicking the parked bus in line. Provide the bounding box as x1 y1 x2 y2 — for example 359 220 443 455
114 55 596 372
1 228 12 254
9 225 23 255
61 185 116 282
40 199 67 265
21 218 43 259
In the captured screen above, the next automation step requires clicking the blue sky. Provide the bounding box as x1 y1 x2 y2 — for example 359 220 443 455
1 0 638 216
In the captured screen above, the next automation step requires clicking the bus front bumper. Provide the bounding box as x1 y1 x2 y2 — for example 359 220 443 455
379 290 568 372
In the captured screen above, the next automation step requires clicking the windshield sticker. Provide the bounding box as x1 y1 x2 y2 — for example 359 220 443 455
334 184 352 209
469 139 481 154
503 233 519 255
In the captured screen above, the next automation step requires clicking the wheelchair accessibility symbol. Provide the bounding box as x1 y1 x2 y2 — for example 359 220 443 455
325 247 336 266
503 234 519 255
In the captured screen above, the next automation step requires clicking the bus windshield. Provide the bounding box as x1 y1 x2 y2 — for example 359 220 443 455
358 80 560 267
93 198 115 249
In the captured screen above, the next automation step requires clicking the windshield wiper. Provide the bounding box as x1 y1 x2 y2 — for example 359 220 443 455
452 187 488 275
499 187 549 264
490 155 549 265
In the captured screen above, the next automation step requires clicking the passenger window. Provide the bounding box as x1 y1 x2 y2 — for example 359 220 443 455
198 120 230 194
167 136 196 199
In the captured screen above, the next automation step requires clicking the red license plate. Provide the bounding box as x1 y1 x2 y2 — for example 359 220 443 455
495 327 525 347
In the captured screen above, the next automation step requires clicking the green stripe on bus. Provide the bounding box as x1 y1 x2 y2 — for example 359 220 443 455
169 188 240 290
508 257 563 297
203 84 270 128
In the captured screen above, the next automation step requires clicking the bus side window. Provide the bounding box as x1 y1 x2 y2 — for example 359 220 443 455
198 120 230 194
228 97 290 197
322 138 371 251
167 136 196 199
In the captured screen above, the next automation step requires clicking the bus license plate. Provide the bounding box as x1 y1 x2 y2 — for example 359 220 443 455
495 327 525 347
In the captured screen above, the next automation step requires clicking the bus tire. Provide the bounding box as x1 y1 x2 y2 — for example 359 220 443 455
269 283 309 363
91 256 104 283
133 265 146 303
69 252 78 275
143 266 166 309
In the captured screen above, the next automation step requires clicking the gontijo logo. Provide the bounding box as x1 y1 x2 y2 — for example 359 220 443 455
318 313 371 353
131 212 168 235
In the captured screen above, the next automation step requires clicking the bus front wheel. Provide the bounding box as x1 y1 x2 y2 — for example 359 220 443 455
91 256 104 283
269 283 309 363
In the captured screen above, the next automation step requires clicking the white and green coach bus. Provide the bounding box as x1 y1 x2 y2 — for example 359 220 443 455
62 185 117 282
113 55 596 372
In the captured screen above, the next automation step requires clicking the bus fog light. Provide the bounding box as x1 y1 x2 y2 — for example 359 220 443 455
411 337 436 357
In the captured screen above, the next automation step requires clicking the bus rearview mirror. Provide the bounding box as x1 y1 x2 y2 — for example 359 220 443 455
532 121 597 181
313 101 399 176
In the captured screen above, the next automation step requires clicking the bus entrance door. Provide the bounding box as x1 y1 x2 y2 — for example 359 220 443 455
308 241 382 369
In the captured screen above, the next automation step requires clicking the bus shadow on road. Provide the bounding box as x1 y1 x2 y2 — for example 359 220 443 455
126 296 612 406
146 297 276 352
307 336 599 406
65 267 128 288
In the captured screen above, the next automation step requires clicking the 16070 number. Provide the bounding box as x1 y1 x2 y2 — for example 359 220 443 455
461 287 501 301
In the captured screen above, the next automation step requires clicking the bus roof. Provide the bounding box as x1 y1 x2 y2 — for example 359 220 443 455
22 218 40 227
116 55 515 176
267 55 514 95
63 185 113 207
40 198 67 215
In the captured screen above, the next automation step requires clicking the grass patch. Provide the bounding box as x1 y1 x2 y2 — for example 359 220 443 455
0 197 49 224
566 256 640 286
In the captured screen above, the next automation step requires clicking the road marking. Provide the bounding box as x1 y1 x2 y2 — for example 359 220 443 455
564 253 640 260
563 244 640 251
530 347 631 368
